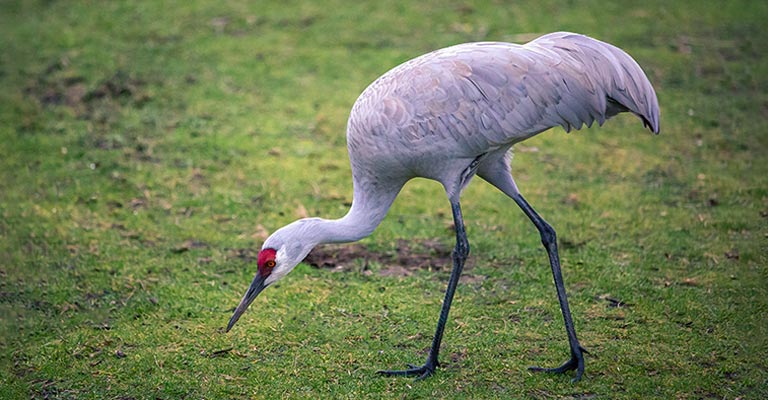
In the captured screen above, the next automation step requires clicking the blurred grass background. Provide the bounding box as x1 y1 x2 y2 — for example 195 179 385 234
1 0 766 398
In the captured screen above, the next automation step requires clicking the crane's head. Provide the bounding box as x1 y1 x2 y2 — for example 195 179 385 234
226 220 318 332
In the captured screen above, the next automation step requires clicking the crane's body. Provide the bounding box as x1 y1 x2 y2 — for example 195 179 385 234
348 32 657 185
227 32 660 382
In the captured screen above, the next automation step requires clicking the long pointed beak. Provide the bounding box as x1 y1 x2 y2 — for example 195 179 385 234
226 272 267 332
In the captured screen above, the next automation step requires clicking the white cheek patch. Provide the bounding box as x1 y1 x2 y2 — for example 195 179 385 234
265 265 288 286
264 246 293 286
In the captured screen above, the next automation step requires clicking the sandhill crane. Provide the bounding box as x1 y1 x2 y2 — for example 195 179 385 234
226 32 660 382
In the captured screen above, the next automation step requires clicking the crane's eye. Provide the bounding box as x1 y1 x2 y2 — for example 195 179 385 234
257 248 278 277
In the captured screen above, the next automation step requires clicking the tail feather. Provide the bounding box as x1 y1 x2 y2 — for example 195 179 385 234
533 32 661 134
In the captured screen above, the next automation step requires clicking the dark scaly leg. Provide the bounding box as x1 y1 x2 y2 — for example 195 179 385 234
378 199 469 380
512 192 587 382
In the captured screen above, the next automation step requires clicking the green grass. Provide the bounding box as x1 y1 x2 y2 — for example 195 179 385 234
1 0 766 398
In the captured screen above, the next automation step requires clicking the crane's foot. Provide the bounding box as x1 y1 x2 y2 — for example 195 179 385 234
529 345 588 382
377 359 439 381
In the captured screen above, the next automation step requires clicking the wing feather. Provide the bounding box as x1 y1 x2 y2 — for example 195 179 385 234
348 31 660 160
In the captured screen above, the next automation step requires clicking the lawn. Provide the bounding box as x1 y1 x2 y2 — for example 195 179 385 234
1 0 766 398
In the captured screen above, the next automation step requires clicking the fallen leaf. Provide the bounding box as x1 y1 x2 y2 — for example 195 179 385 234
379 265 412 277
207 347 234 358
724 248 739 260
172 240 209 253
680 278 699 287
251 224 270 241
295 203 308 219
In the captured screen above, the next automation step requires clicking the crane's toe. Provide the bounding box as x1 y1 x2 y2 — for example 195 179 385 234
377 359 439 380
529 345 587 382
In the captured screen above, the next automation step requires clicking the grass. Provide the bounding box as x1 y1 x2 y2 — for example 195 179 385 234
1 0 766 398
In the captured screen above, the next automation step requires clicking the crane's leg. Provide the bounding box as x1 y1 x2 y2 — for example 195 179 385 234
511 192 587 382
378 198 469 380
478 158 586 382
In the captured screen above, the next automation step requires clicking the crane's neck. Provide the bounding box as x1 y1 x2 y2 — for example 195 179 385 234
268 178 405 266
311 179 403 245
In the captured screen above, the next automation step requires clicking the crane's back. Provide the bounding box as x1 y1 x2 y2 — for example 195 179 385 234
346 33 658 168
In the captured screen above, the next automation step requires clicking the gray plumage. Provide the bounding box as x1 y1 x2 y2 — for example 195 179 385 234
228 32 660 382
347 31 658 200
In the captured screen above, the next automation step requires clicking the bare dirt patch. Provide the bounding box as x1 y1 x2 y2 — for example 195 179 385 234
303 238 479 278
25 58 150 119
